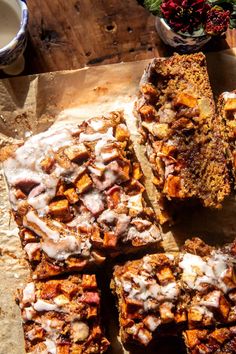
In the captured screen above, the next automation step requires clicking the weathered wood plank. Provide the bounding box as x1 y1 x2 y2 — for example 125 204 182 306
24 0 236 75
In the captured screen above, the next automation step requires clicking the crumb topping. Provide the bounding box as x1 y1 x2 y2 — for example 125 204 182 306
17 275 109 354
112 247 236 346
4 112 161 278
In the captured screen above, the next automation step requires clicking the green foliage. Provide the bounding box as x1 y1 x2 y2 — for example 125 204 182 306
207 0 235 4
143 0 162 16
229 3 236 28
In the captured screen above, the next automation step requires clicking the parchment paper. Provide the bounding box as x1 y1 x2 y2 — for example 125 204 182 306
0 48 236 354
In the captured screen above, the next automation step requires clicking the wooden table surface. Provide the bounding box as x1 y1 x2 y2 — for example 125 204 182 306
22 0 236 75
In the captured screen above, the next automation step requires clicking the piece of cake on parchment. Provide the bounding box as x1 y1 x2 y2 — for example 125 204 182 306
16 274 110 354
2 112 161 279
217 90 236 186
111 238 236 347
135 53 230 221
183 327 236 354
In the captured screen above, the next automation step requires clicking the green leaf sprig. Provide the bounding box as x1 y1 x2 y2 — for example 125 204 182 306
143 0 162 16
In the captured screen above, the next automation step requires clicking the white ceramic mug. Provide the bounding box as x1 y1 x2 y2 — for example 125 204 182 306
0 0 28 75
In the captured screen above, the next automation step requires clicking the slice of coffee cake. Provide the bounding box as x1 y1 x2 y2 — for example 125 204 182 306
135 53 230 216
183 327 236 353
3 112 161 279
16 275 110 354
217 90 236 187
111 238 236 347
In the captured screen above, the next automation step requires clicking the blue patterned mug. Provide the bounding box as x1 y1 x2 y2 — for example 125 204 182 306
0 0 28 75
155 17 211 53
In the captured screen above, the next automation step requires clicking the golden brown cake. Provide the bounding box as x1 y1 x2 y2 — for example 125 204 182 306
3 112 161 279
16 275 109 354
135 53 230 218
183 327 236 354
217 90 236 187
111 239 236 347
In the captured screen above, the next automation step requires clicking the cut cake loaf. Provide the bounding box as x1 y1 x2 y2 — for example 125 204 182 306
111 238 236 347
16 274 110 353
183 327 236 354
217 90 236 187
135 53 230 220
3 112 161 279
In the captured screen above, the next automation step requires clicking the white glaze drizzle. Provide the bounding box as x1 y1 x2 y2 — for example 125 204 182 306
223 92 236 100
117 255 180 314
22 282 35 304
44 338 57 354
41 236 81 261
4 127 75 215
24 211 83 261
24 243 41 261
33 299 61 312
179 252 233 293
24 211 60 241
88 118 105 131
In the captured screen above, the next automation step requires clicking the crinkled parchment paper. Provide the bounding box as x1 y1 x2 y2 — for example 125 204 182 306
0 48 236 354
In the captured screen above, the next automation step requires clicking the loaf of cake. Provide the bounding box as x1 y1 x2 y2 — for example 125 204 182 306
3 112 162 279
111 238 236 347
135 53 230 220
217 90 236 187
16 274 110 354
183 327 236 353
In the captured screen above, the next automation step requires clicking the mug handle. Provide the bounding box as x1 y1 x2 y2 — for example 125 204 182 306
3 54 25 75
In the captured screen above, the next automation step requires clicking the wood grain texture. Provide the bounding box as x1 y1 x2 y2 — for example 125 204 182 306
24 0 236 75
